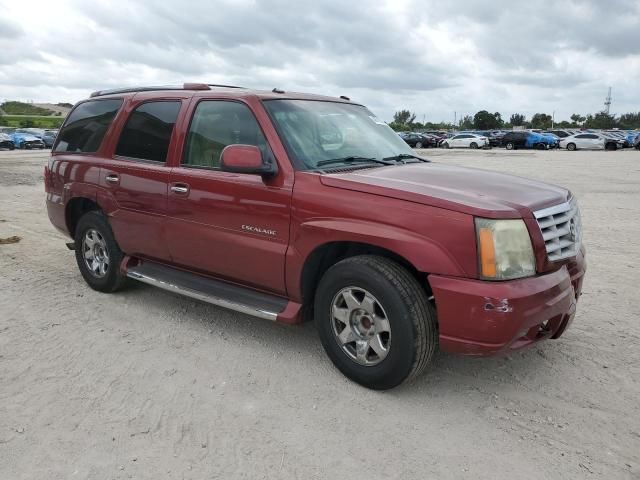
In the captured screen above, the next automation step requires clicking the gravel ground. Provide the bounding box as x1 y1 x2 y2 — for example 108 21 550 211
1 148 639 479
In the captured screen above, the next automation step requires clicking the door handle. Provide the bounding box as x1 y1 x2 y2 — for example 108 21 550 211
170 184 189 194
105 174 119 184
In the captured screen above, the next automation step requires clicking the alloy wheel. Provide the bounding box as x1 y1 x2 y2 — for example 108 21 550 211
330 287 391 366
82 228 110 278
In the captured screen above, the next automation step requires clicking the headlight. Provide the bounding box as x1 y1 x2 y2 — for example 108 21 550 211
475 218 535 280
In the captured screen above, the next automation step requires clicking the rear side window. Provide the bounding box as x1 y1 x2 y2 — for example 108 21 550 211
115 101 181 162
182 101 267 169
54 99 122 153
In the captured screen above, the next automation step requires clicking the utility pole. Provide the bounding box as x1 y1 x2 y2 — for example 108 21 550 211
604 87 612 114
454 111 457 127
552 111 555 129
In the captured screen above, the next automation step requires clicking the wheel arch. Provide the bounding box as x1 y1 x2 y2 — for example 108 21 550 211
65 197 102 238
297 241 437 320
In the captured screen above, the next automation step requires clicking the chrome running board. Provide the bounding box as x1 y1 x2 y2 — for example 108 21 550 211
126 261 286 321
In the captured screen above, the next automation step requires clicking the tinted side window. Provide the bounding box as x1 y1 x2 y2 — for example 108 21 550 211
115 101 181 162
54 99 122 153
575 134 588 138
183 101 267 169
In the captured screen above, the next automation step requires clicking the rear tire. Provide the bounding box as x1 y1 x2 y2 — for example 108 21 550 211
506 142 514 150
74 211 127 293
567 143 576 151
415 142 423 149
314 255 437 390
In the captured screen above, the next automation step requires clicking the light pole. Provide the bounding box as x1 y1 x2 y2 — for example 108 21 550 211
552 111 555 129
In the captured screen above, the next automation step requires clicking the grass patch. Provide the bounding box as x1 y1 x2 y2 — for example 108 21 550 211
1 101 53 116
0 115 65 128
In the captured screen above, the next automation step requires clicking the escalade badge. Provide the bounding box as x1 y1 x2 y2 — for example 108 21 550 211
242 224 277 236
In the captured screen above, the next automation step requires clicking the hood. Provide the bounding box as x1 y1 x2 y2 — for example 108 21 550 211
320 163 569 218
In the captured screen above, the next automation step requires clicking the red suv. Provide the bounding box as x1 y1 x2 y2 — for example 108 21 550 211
45 84 586 389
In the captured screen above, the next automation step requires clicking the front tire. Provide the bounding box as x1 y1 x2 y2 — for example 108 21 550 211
470 142 478 149
567 143 576 151
506 142 514 150
314 255 437 390
74 211 127 293
443 142 450 149
415 141 423 149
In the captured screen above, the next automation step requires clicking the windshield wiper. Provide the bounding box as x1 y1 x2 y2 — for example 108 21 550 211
316 156 394 168
382 153 430 163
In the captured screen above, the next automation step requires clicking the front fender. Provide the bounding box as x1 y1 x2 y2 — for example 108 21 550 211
285 217 475 302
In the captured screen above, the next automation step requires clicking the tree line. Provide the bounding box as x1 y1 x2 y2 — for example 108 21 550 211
389 109 640 131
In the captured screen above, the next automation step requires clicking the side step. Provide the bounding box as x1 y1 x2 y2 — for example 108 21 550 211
125 261 287 321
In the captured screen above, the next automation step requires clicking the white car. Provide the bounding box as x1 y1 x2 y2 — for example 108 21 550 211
442 133 489 149
559 133 620 151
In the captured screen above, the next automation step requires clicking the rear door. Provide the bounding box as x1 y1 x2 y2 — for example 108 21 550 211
100 97 185 261
165 99 293 295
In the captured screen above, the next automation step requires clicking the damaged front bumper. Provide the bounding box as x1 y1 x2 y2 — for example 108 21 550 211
429 248 586 356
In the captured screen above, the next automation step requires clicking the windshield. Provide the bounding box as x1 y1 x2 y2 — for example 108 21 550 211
262 99 414 170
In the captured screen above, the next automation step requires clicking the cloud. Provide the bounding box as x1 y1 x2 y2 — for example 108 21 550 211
0 0 638 121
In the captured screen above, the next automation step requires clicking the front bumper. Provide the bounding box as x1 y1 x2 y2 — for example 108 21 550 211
429 248 586 356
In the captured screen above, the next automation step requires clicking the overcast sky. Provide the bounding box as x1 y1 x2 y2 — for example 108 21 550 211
1 0 638 122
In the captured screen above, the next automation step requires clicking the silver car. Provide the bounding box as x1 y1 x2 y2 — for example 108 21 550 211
559 132 620 151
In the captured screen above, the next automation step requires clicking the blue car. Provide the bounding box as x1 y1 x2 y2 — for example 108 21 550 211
526 132 558 149
625 131 640 147
10 132 45 149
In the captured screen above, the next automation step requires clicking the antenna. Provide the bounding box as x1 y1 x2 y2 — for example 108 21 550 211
604 87 612 114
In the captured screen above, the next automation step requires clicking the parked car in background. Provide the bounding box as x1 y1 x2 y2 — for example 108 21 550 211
42 129 58 148
604 130 629 146
474 130 504 147
0 132 15 150
442 133 489 149
559 133 616 151
10 131 46 149
537 132 560 148
601 132 626 150
419 133 440 148
501 131 557 150
399 132 436 149
634 135 640 149
545 129 579 138
625 131 640 147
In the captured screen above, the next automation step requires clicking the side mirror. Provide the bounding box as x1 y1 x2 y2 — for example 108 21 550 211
220 144 277 176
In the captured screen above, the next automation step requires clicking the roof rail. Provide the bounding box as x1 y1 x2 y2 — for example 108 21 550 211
207 83 245 89
90 82 245 98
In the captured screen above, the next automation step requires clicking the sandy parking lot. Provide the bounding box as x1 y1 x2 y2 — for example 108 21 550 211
1 147 639 479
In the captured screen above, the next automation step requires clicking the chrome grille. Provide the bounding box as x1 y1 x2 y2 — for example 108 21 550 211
533 198 582 261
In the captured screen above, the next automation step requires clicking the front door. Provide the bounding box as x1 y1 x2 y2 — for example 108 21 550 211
165 99 292 295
